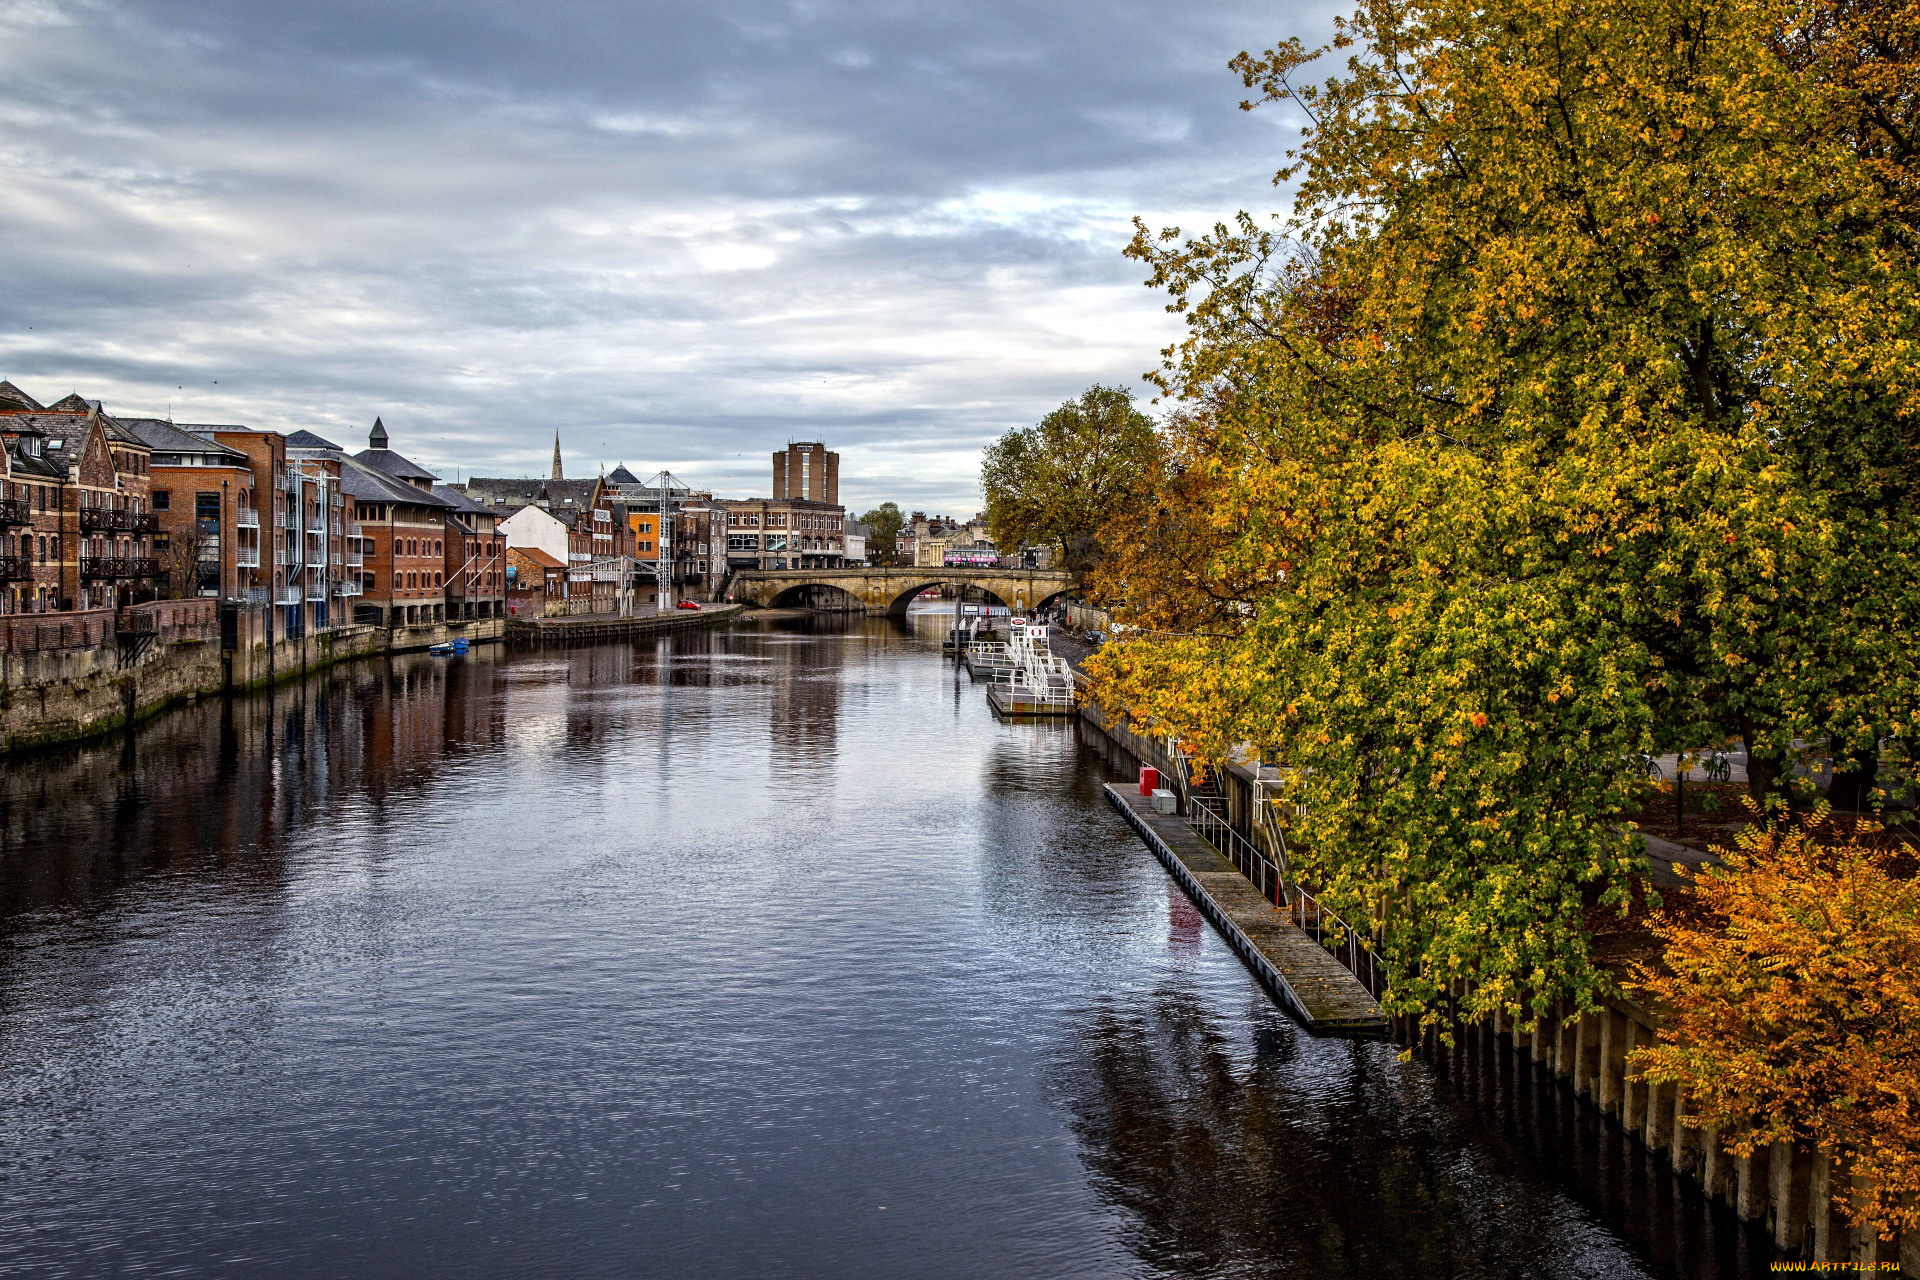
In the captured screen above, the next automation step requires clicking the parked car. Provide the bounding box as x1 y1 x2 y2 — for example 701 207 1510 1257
676 600 702 611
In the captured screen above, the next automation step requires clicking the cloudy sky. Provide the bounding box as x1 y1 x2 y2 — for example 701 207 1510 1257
1 0 1326 513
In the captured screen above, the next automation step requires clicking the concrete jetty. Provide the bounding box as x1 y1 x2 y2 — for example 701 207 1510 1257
1104 783 1387 1037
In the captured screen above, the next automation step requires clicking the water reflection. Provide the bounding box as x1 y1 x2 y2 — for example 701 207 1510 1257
0 615 1764 1279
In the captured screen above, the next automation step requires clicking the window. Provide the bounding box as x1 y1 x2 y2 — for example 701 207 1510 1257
152 490 171 511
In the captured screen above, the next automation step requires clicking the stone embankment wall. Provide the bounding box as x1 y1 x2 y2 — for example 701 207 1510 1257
0 601 505 755
1077 695 1915 1273
505 604 745 644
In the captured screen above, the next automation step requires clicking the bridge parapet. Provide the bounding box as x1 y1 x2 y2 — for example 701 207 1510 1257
728 567 1079 617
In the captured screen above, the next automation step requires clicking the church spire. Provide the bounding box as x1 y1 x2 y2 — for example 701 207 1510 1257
551 430 563 481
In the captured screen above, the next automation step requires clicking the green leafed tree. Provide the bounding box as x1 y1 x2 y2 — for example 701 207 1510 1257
858 502 904 566
1087 0 1920 1030
981 385 1161 573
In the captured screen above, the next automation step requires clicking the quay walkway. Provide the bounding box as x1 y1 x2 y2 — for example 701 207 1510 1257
1104 783 1387 1037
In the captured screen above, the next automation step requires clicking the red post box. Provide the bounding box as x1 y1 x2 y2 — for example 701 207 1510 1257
1138 766 1160 797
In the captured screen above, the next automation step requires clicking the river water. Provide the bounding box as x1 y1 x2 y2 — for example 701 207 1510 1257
0 612 1767 1279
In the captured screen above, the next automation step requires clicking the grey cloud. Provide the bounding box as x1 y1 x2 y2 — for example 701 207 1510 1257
1 0 1336 512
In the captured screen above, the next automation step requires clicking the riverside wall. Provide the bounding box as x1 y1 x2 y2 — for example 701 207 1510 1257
0 602 505 755
505 604 746 644
1075 697 1914 1274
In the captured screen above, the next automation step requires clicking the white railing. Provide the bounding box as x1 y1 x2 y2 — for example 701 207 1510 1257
335 579 363 597
345 549 363 567
235 507 260 530
275 586 302 605
273 547 289 566
236 547 261 568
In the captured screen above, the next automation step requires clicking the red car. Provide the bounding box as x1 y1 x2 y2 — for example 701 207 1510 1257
675 600 702 610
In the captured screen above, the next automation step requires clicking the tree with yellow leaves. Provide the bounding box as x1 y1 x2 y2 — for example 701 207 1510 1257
1632 808 1920 1238
1087 0 1920 1027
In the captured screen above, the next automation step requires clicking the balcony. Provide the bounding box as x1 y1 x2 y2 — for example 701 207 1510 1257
334 579 364 597
307 521 326 536
305 583 327 602
345 548 364 568
78 507 158 534
236 547 261 568
81 556 161 580
345 522 364 540
235 507 260 530
0 555 29 582
273 547 289 566
0 498 27 527
275 586 303 606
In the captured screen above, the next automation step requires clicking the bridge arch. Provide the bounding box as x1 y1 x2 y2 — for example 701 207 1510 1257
881 580 1013 618
726 567 1078 616
768 582 864 611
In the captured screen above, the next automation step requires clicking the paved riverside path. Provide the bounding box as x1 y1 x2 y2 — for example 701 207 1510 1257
1104 784 1387 1037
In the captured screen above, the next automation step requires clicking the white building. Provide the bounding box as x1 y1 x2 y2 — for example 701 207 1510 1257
499 503 571 567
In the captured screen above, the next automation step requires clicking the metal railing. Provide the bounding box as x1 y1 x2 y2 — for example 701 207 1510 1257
0 554 28 581
80 556 160 580
1189 796 1384 999
236 547 261 568
275 586 303 605
79 507 158 534
235 506 260 530
0 498 27 527
334 579 363 597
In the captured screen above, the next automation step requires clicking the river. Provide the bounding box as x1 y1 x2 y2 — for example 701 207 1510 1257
0 611 1767 1278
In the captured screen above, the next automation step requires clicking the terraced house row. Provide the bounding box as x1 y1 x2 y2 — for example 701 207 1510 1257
0 380 507 638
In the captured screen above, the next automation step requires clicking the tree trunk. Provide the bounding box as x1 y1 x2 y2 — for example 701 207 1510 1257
1827 746 1879 813
1738 716 1786 809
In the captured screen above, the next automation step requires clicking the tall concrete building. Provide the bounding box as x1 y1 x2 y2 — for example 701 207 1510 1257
772 442 837 505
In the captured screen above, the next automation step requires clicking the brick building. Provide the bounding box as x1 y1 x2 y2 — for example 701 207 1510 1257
772 442 838 505
0 383 158 614
0 381 72 614
434 485 507 621
343 421 454 628
124 419 257 600
717 497 848 573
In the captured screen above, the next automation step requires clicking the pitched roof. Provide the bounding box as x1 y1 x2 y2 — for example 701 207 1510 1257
464 476 601 509
338 457 455 508
510 546 566 570
285 429 342 450
353 446 438 484
119 417 250 459
0 381 44 412
432 484 505 516
44 394 92 412
607 464 641 484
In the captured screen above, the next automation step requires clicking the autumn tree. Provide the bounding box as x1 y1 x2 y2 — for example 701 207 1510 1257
981 386 1161 573
859 502 903 566
1632 809 1920 1238
1087 0 1920 1027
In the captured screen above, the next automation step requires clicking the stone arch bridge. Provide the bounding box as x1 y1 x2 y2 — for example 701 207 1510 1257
727 567 1079 617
